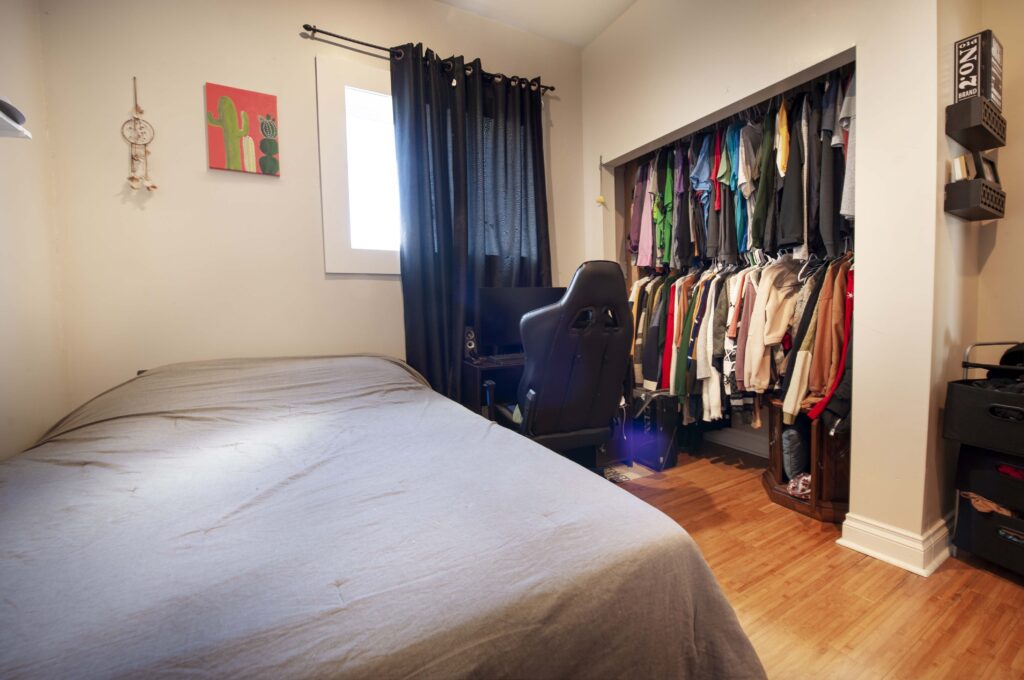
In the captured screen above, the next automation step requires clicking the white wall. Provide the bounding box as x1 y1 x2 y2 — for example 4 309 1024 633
581 0 957 572
36 0 584 409
926 0 982 550
976 0 1024 343
0 0 69 458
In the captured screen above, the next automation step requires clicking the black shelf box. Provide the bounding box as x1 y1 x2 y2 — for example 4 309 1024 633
945 97 1007 150
944 179 1006 221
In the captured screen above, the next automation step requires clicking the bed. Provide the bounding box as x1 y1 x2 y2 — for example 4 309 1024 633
0 356 765 679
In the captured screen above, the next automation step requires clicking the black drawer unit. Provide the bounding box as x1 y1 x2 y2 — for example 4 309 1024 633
945 341 1024 576
953 495 1024 576
943 341 1024 457
944 380 1024 456
956 445 1024 513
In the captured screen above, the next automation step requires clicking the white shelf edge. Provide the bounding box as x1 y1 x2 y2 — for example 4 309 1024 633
0 110 32 139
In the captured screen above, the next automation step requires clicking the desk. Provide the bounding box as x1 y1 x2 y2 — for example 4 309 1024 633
461 355 524 415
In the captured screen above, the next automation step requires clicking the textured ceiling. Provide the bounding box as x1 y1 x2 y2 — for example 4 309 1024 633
436 0 636 47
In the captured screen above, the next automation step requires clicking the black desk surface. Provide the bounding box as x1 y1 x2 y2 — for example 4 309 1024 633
461 354 524 414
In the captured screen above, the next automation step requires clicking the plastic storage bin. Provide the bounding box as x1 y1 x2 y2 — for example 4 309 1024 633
953 494 1024 576
956 445 1024 512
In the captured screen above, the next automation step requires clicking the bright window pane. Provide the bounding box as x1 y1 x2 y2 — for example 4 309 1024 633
345 86 400 251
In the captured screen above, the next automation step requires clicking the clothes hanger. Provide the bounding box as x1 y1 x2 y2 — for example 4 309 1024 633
797 252 823 282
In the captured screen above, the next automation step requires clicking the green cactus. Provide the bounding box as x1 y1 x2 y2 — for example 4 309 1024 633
206 96 249 171
259 114 277 139
258 113 279 175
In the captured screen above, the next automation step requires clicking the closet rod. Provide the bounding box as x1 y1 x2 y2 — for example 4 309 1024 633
302 23 556 93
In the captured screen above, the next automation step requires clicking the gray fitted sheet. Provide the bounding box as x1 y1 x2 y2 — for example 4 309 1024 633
0 356 764 679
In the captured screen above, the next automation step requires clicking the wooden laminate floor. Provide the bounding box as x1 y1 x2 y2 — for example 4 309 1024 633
619 449 1024 680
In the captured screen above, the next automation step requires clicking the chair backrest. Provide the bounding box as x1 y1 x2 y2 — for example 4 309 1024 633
517 261 633 437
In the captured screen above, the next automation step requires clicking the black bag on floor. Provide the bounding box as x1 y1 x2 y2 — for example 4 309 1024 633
630 391 680 471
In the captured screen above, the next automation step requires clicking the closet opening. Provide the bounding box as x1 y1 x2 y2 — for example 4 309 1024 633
612 50 856 524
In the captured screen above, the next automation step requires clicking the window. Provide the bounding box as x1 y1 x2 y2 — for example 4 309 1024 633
344 87 400 252
316 56 400 275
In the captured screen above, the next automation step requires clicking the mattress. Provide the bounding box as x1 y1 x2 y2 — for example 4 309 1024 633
0 356 765 679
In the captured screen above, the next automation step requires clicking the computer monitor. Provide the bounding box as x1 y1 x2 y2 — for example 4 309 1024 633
476 287 566 352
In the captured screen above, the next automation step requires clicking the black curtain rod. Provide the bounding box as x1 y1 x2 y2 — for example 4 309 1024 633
302 23 556 93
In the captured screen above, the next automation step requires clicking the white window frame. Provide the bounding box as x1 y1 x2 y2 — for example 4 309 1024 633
315 54 400 275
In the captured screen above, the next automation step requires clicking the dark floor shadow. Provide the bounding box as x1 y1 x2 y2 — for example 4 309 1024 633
688 441 768 471
946 550 1024 588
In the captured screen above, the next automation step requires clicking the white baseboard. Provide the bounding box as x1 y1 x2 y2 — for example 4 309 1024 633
837 512 953 577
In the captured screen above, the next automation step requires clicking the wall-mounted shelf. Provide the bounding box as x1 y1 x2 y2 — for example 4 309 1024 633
944 96 1007 222
0 110 32 139
945 178 1006 221
946 97 1005 151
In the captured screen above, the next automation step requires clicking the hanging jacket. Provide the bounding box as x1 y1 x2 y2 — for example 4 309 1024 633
641 277 668 389
820 335 853 435
810 268 854 420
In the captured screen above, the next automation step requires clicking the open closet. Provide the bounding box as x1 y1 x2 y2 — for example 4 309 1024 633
619 57 856 523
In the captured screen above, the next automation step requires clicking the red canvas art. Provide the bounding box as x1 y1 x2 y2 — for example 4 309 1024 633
205 83 279 176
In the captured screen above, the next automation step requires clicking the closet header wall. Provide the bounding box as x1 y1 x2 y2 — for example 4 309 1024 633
605 48 855 169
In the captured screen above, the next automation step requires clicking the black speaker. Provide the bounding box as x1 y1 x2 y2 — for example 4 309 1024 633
464 326 478 360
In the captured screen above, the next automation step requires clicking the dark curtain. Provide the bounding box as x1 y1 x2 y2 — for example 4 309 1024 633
390 43 551 401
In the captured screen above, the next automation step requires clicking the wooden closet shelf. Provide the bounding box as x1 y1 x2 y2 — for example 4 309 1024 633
764 399 850 523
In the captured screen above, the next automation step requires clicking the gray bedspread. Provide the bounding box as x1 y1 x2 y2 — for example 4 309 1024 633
0 356 764 679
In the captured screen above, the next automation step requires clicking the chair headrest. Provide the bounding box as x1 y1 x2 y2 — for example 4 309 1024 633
561 260 628 308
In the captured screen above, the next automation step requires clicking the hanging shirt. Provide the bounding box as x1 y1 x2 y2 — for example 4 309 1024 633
750 107 776 250
717 128 732 191
712 129 725 211
670 142 690 269
775 100 790 178
819 74 841 257
690 134 712 227
738 123 762 199
636 159 656 267
659 152 675 265
838 73 856 219
628 163 649 254
738 122 763 250
777 97 805 251
668 280 683 394
734 269 760 392
794 96 812 261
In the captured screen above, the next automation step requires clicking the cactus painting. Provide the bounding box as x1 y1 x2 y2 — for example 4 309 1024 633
205 83 279 176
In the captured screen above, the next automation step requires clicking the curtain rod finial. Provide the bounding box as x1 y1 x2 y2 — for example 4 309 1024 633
302 23 315 33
